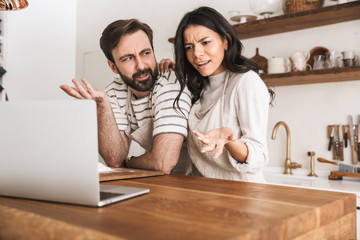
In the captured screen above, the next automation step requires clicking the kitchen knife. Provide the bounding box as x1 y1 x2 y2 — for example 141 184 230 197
332 125 340 159
328 126 334 151
348 115 358 164
354 127 358 152
338 125 344 161
317 157 360 173
344 126 348 148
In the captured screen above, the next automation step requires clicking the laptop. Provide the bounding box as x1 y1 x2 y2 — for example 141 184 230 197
0 100 149 207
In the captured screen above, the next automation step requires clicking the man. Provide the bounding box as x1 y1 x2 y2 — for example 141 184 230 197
60 19 191 174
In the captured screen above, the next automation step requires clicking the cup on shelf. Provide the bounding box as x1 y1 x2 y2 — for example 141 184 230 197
342 50 355 67
313 55 325 70
354 50 360 67
290 51 311 71
267 57 291 74
325 50 342 68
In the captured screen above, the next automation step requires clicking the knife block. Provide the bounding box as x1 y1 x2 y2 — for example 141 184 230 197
326 125 358 140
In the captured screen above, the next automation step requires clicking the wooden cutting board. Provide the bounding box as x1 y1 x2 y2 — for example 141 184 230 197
99 167 163 182
250 47 268 74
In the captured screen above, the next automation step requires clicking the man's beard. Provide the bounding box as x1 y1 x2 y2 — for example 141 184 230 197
118 65 159 92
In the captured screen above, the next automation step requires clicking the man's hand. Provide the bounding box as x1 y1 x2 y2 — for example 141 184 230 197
60 78 107 104
193 128 236 158
60 78 129 166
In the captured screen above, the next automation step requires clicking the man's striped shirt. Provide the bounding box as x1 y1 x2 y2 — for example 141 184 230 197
105 70 191 148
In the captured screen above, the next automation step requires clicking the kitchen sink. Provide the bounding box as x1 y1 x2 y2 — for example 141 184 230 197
264 167 360 207
265 175 314 187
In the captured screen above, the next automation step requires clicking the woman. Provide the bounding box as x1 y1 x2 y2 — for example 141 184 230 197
171 6 274 183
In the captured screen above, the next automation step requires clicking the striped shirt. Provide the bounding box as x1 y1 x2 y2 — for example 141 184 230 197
105 70 191 148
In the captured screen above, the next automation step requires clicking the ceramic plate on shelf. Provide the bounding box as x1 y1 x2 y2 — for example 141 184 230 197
230 14 257 23
308 46 329 69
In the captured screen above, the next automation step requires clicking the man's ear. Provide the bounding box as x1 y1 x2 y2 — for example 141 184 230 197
107 60 119 74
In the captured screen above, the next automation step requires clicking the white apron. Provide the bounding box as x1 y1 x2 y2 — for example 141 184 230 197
187 72 266 183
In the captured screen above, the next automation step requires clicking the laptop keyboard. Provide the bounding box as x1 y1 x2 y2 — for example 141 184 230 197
100 191 124 201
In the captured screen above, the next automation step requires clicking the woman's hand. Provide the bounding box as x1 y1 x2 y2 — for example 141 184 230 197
193 127 236 158
158 58 175 74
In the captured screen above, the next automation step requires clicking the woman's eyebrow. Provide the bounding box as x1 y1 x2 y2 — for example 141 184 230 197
184 36 210 45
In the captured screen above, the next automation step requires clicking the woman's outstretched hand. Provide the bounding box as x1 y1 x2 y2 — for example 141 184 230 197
193 127 236 158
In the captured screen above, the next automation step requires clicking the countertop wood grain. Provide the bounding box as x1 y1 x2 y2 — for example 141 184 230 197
0 175 356 239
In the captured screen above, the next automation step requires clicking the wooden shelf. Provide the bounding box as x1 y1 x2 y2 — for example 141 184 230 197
167 2 360 87
168 1 360 43
232 1 360 40
262 66 360 86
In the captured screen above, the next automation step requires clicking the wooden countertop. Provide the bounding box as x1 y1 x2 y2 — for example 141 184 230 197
0 175 356 239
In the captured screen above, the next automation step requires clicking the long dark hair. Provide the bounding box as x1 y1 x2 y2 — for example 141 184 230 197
174 6 274 105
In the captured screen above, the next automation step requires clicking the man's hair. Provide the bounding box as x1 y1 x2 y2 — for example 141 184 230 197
100 19 154 63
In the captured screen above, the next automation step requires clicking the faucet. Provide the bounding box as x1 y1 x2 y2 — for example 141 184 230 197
271 121 302 175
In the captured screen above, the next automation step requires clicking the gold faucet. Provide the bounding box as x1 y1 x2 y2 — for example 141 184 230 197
307 151 318 177
271 121 302 175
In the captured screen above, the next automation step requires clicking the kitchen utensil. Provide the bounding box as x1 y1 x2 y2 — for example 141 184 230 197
312 55 325 70
342 50 355 67
348 115 358 164
328 171 360 180
317 157 360 173
344 125 348 148
332 125 340 159
308 46 329 69
250 48 268 74
325 50 342 68
268 57 291 74
290 51 311 72
338 125 344 161
354 50 360 66
328 126 334 151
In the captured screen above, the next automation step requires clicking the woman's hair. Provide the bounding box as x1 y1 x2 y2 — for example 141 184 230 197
100 19 154 63
174 6 274 105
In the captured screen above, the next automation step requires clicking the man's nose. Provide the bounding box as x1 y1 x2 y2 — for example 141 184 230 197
135 57 145 70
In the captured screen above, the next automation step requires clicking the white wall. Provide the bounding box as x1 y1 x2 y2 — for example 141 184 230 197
6 0 76 100
242 20 360 172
